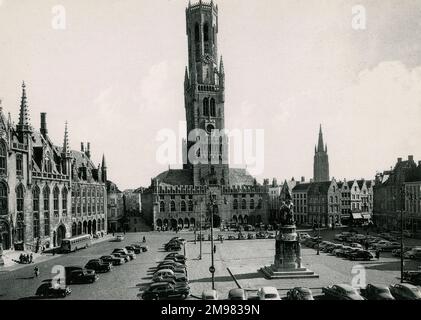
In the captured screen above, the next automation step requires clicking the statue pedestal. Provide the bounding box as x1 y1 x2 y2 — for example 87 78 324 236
260 224 318 279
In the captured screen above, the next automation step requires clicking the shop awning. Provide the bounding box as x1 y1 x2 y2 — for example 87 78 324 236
361 214 371 220
352 213 363 219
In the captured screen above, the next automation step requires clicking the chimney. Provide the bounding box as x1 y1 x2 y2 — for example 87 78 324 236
397 157 402 163
81 142 84 152
408 155 414 162
301 176 305 183
40 113 48 136
86 142 91 158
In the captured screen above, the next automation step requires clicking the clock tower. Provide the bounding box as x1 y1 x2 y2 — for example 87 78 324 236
184 1 228 186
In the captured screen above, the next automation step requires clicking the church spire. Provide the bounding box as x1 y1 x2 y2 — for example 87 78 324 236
63 121 70 156
17 81 32 133
184 66 190 88
101 154 107 183
317 124 324 153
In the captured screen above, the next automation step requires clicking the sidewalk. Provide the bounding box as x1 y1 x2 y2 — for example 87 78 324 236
0 234 113 272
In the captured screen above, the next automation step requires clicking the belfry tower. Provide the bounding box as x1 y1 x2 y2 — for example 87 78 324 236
184 1 228 186
313 125 329 182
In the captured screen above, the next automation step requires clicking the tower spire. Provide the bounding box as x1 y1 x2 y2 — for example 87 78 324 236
317 124 324 152
17 81 32 133
63 121 70 155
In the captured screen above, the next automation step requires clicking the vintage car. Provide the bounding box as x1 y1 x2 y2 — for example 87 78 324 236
141 282 190 300
322 284 365 300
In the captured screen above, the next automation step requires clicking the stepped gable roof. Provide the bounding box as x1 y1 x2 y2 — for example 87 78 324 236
292 183 312 192
356 179 366 189
228 168 255 186
155 169 193 186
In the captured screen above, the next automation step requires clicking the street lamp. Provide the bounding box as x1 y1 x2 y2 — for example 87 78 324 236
208 194 216 290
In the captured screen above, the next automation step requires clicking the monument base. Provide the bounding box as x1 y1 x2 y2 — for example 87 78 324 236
260 264 319 279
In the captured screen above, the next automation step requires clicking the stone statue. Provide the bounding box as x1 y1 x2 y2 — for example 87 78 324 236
279 200 295 226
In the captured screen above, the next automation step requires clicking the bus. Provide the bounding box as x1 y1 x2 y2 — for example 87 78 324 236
60 234 92 253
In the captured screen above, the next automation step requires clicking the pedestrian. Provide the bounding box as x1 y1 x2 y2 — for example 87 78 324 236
29 253 33 263
34 266 39 277
143 236 146 243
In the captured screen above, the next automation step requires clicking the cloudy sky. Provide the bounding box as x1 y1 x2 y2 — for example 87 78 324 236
0 0 420 189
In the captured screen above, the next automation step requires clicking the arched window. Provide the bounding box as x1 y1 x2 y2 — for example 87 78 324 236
170 201 176 212
43 186 50 236
16 154 23 176
160 201 165 213
33 186 40 212
203 98 209 116
53 186 59 216
241 199 247 210
181 201 186 212
188 200 193 212
210 98 216 117
0 142 6 175
0 182 7 215
62 187 68 215
233 199 238 210
16 184 24 242
250 199 255 209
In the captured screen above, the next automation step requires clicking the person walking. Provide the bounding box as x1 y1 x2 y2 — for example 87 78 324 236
34 266 39 278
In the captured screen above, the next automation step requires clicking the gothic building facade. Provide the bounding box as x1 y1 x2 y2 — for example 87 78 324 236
313 125 329 182
142 1 268 230
0 83 107 252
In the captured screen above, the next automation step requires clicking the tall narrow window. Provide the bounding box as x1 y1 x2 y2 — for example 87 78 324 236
170 201 176 212
62 187 68 215
210 98 216 117
203 98 209 116
195 23 200 61
241 199 247 210
0 182 7 215
33 186 40 238
53 186 59 217
0 143 6 175
188 200 193 212
43 186 50 236
16 184 24 242
160 201 165 213
16 154 23 176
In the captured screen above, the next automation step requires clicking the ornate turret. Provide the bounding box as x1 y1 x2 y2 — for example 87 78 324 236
101 154 107 182
62 121 70 156
16 81 32 137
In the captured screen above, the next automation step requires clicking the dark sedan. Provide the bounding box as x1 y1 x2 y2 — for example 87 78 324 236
100 255 124 266
141 282 190 300
286 287 314 300
361 284 395 300
389 284 421 300
322 284 365 300
85 259 112 273
35 282 71 298
68 269 99 284
349 250 374 261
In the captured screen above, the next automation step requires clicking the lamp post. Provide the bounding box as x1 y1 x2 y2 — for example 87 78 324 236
208 194 216 290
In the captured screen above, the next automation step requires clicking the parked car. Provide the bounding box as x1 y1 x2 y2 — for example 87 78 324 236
126 245 141 254
392 247 409 257
266 232 275 239
112 253 130 263
165 243 182 251
115 235 125 242
298 233 311 240
322 284 365 300
350 243 363 249
100 255 124 266
318 241 333 250
158 260 186 269
257 287 280 300
349 250 374 261
247 233 255 240
376 242 401 252
112 248 136 260
141 282 190 300
404 247 421 260
325 244 342 254
165 253 186 261
331 245 346 256
67 269 99 284
227 235 236 240
402 271 421 285
389 283 421 300
361 284 394 300
344 248 363 259
35 281 71 298
286 287 314 300
85 259 112 273
228 288 247 300
202 289 219 300
335 246 353 258
237 233 246 240
156 264 187 275
152 269 188 283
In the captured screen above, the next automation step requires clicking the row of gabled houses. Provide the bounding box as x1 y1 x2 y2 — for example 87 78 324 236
267 177 374 228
